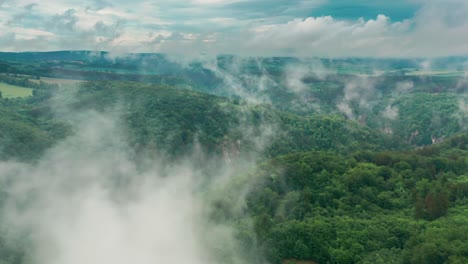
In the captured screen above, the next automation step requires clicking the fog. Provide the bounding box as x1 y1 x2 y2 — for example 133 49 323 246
336 75 379 120
0 106 268 264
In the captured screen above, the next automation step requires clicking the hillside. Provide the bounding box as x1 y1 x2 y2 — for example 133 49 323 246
0 54 465 147
224 134 468 264
0 54 465 264
0 80 395 161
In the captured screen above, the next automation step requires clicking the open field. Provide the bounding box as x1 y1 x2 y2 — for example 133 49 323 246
0 82 33 98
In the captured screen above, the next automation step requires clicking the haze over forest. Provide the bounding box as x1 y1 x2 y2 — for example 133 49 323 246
0 1 467 264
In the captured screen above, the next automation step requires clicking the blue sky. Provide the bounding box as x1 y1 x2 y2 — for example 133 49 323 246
0 0 467 57
309 1 420 20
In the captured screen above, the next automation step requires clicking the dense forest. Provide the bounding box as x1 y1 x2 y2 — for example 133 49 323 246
0 54 466 264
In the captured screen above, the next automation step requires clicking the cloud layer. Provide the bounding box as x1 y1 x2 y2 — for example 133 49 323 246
0 0 468 57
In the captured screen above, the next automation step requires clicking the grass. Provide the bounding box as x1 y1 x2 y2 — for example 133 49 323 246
0 82 33 98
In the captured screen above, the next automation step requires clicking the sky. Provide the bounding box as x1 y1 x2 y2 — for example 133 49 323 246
0 0 468 57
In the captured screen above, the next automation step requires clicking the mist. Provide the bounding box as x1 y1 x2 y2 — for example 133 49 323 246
336 75 379 121
0 100 269 264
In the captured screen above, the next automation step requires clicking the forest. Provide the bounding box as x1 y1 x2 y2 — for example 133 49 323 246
0 54 466 264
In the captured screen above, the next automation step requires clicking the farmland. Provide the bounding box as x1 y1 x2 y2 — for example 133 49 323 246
0 82 33 98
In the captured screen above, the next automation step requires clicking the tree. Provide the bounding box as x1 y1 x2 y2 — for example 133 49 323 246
414 181 450 220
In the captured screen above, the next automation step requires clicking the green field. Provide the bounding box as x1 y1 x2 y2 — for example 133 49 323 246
0 82 33 98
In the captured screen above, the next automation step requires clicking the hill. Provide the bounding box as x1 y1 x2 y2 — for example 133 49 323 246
0 80 397 161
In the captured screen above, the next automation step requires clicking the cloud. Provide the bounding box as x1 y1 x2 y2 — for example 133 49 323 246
456 73 468 129
395 81 414 94
243 14 412 57
457 97 468 130
0 32 16 47
1 0 468 57
336 75 379 119
5 3 38 26
87 0 114 10
382 105 399 120
45 9 79 32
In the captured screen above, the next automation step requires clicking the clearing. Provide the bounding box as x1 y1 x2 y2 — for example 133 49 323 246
0 82 33 98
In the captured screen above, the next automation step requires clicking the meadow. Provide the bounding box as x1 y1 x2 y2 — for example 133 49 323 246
0 82 33 98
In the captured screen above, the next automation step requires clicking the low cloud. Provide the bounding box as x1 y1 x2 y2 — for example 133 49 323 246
336 76 379 120
456 92 468 130
395 81 414 94
382 105 399 121
0 99 270 264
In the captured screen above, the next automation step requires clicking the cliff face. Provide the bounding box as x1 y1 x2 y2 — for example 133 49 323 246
221 139 241 163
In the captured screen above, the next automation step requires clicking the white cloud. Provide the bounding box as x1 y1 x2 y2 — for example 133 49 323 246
243 15 411 57
1 0 468 57
11 27 54 39
382 105 399 120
